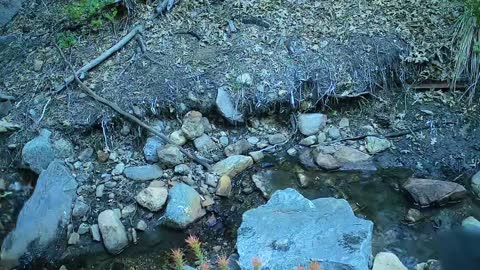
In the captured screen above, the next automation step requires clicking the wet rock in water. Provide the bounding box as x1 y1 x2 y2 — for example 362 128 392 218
169 130 187 146
21 129 55 174
123 165 163 181
90 224 101 242
268 133 288 144
237 189 373 270
212 155 253 178
402 178 467 207
327 126 341 139
0 161 77 266
298 149 318 170
372 252 407 270
405 208 423 223
339 160 377 171
296 172 310 188
216 87 244 124
252 171 275 198
462 216 480 233
366 136 391 154
98 210 128 254
298 113 327 136
299 135 317 146
249 151 264 162
72 196 90 218
194 134 217 153
143 137 164 163
157 144 186 167
216 175 232 197
471 170 480 198
181 111 204 140
333 146 371 164
135 187 168 211
315 153 341 170
224 139 251 156
163 183 206 229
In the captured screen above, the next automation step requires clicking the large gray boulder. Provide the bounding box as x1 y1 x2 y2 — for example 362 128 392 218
237 188 373 270
0 161 77 267
298 113 327 136
0 0 25 26
216 87 244 124
163 183 206 229
21 129 56 174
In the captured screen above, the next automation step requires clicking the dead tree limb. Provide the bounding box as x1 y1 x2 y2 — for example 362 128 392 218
55 44 212 171
54 25 144 93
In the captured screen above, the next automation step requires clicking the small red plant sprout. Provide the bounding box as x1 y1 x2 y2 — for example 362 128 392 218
199 262 210 270
252 256 262 270
217 256 229 270
308 261 322 270
185 235 205 265
171 249 184 270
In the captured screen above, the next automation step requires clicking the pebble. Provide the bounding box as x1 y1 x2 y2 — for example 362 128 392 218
201 196 215 207
136 220 147 231
135 187 168 211
121 204 136 218
205 173 218 187
78 148 94 161
339 117 350 128
287 148 297 156
216 175 232 197
405 208 423 223
120 124 130 136
78 223 90 235
90 224 101 242
299 135 317 146
174 164 191 175
219 136 229 147
112 163 125 176
96 184 105 198
97 150 109 163
170 130 187 146
268 133 288 145
327 127 341 139
317 132 327 143
247 136 260 145
249 151 265 162
68 232 80 245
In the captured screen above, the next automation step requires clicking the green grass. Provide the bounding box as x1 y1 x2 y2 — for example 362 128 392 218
452 0 480 104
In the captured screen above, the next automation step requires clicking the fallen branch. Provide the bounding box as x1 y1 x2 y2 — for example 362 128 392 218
311 123 454 147
55 44 212 171
54 25 144 93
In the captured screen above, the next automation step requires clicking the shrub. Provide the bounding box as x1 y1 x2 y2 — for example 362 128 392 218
452 0 480 103
65 0 118 28
57 31 77 48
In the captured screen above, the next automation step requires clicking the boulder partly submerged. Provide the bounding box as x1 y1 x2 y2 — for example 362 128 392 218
237 188 373 270
0 161 77 268
402 178 467 207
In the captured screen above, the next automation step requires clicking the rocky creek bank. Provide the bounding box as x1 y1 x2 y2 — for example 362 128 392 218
0 88 480 269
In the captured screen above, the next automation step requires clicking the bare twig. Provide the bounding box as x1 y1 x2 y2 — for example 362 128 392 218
55 44 212 171
35 97 52 126
54 25 144 93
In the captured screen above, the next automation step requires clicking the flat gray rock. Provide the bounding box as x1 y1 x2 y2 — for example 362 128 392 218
212 155 253 178
0 161 77 267
237 188 373 270
124 165 163 181
163 183 206 229
216 87 244 124
21 129 55 174
403 178 467 207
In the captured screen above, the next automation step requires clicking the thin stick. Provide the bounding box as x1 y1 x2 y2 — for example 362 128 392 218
55 44 212 171
35 97 52 126
54 25 144 93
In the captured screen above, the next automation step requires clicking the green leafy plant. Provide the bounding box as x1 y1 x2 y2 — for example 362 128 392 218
452 0 480 103
171 249 185 270
186 235 205 265
65 0 118 29
57 32 77 48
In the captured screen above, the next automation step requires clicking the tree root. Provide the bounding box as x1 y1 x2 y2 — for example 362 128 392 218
54 25 144 93
55 44 212 171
